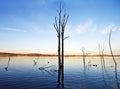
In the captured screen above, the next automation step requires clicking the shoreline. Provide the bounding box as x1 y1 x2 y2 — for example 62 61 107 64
0 52 120 57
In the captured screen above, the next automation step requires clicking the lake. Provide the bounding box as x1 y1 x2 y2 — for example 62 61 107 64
0 56 120 89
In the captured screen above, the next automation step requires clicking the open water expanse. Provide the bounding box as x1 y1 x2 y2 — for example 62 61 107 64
0 56 120 89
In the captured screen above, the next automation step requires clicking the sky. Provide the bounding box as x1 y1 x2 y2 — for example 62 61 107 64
0 0 120 54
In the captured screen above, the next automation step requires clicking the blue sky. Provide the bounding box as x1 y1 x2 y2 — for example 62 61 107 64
0 0 120 54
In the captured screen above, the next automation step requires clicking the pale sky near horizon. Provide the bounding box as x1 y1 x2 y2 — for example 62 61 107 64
0 0 120 54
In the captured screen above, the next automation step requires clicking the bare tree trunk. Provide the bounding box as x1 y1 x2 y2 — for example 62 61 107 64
98 44 104 71
61 28 64 81
101 46 106 71
54 4 62 70
82 47 89 65
61 14 69 81
109 30 117 65
54 2 69 84
58 4 62 69
98 44 107 72
82 48 85 67
109 30 119 89
58 34 61 69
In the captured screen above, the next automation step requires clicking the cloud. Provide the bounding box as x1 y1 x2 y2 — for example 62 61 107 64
76 19 97 34
101 24 120 34
0 27 26 32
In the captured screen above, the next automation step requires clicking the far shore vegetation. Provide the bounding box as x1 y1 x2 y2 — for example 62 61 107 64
0 52 120 57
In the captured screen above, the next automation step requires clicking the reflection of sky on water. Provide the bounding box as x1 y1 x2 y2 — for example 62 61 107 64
0 57 120 89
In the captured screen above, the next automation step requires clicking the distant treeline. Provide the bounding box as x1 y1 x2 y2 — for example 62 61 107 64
0 52 120 57
0 52 56 57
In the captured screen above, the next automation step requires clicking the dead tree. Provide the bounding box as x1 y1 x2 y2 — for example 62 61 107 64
82 48 88 61
82 47 89 69
54 3 69 83
109 30 119 89
61 12 69 81
54 3 69 69
101 45 106 70
98 44 104 70
82 48 87 71
109 30 117 65
98 43 106 72
54 4 62 69
61 13 69 68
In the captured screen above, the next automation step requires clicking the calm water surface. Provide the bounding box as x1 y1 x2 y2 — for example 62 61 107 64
0 56 120 89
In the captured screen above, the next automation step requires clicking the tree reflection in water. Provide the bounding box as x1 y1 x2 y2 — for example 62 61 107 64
57 66 64 89
5 56 11 71
114 64 119 89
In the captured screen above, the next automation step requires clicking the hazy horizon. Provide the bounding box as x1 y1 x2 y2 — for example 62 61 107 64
0 0 120 54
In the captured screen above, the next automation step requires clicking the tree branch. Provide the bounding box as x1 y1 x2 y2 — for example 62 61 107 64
64 36 70 40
